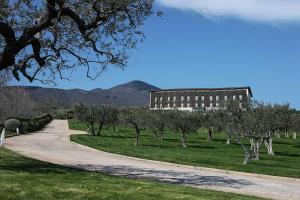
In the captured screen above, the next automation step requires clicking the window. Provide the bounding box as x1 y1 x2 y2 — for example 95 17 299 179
160 104 162 108
187 96 190 101
210 103 213 107
187 103 190 108
195 96 199 101
224 96 228 101
173 103 176 108
201 103 205 108
167 103 170 108
233 95 236 100
239 103 243 108
181 96 184 101
216 96 219 101
173 96 176 101
160 97 163 101
195 103 199 108
155 104 157 108
210 96 213 101
239 95 243 100
216 103 219 107
201 96 205 101
154 97 157 102
167 96 170 101
181 103 184 108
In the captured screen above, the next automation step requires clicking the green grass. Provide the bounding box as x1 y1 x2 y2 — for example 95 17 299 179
0 149 264 200
69 119 300 179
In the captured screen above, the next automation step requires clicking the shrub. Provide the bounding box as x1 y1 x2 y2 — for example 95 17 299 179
17 114 52 133
4 119 21 132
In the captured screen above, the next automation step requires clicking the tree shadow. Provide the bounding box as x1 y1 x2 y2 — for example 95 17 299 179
70 164 254 189
275 152 300 158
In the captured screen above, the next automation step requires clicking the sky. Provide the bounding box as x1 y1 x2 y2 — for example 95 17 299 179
20 0 300 109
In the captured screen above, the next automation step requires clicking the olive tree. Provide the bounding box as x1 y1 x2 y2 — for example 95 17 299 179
121 107 147 146
291 113 300 139
167 111 201 148
146 109 167 141
106 106 120 133
0 0 155 83
74 103 98 135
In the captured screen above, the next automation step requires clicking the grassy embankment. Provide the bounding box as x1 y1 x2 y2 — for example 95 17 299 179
0 148 264 200
69 119 300 179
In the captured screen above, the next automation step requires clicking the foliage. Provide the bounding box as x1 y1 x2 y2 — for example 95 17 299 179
291 113 300 133
17 114 52 133
0 87 39 123
4 118 20 132
0 0 155 84
166 110 202 147
146 109 168 140
121 107 148 145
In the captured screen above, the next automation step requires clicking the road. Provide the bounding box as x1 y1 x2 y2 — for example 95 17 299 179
6 120 300 200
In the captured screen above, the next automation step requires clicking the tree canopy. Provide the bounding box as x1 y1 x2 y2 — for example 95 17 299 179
0 0 154 83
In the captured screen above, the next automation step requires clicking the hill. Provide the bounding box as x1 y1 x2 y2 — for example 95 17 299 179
16 80 160 107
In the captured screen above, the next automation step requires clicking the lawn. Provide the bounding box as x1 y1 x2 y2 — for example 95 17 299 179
69 119 300 179
0 149 264 200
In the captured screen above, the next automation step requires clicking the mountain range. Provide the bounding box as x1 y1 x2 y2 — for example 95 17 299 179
17 81 160 107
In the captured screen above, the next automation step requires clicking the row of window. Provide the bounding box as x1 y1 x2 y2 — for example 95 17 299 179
154 95 243 102
154 102 243 109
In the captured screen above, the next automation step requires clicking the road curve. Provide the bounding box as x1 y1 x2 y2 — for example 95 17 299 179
5 120 300 200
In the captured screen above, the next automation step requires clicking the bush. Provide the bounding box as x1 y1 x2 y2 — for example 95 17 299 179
17 114 52 133
53 109 74 120
4 119 21 132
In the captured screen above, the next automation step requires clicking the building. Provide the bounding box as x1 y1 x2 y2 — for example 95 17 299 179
149 87 253 111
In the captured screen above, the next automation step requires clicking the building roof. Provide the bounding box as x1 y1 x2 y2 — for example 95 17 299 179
149 86 253 97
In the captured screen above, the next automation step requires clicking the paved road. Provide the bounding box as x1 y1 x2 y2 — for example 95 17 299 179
6 120 300 200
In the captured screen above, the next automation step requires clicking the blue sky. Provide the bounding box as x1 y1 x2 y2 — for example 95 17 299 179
21 1 300 109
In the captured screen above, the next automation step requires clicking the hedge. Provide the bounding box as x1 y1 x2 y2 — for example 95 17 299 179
16 114 52 133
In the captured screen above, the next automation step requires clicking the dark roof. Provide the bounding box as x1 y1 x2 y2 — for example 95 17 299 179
149 86 253 97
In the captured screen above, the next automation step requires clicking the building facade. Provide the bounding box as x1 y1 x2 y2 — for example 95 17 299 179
149 87 253 111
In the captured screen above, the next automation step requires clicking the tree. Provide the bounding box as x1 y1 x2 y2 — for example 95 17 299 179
290 113 300 139
0 0 155 83
122 107 147 146
146 109 167 141
201 110 225 141
73 103 97 135
0 87 38 123
167 111 201 148
95 105 109 135
106 106 120 133
220 99 245 145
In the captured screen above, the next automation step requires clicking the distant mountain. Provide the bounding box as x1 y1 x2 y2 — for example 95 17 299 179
13 80 160 107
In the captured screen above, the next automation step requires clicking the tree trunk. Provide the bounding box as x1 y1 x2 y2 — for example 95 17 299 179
275 131 281 139
113 124 118 133
243 151 250 165
264 138 274 155
285 131 289 137
208 127 213 141
250 138 254 150
0 128 5 147
253 138 262 160
181 131 187 148
97 122 104 136
135 126 140 146
226 134 231 144
90 122 95 135
159 132 164 141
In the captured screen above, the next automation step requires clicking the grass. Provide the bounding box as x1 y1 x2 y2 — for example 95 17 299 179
0 149 265 200
69 119 300 179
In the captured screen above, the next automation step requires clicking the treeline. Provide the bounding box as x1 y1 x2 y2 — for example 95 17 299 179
73 101 300 165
